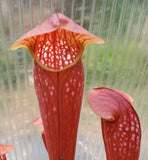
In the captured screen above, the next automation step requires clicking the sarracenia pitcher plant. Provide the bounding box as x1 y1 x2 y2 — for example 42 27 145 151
11 13 104 160
87 87 141 160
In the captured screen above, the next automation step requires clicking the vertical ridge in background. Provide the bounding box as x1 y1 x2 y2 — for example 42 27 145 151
84 0 107 158
40 0 43 23
98 0 117 86
80 0 86 27
79 0 97 160
128 22 148 91
84 0 96 83
91 133 100 159
29 0 33 29
107 0 128 86
61 0 65 14
71 0 75 20
50 0 54 15
97 140 105 159
90 0 107 88
122 0 147 91
85 116 98 160
136 25 148 92
114 0 139 89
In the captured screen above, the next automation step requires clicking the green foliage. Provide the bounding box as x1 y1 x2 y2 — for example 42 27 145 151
84 40 148 91
0 58 16 86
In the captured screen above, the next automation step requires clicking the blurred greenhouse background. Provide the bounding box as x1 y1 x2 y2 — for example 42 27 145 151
0 0 148 159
